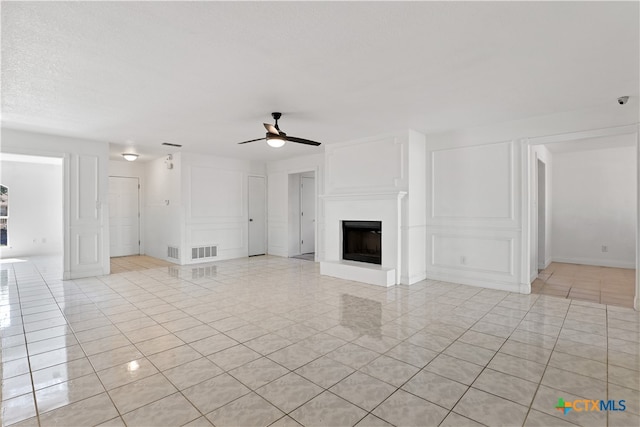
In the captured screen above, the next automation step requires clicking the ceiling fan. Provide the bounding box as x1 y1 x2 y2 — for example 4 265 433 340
238 112 321 148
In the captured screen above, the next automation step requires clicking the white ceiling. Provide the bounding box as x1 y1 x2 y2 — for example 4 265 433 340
2 1 638 162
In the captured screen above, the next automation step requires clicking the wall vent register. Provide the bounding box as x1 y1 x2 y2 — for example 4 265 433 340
167 246 179 259
342 221 382 265
192 245 218 260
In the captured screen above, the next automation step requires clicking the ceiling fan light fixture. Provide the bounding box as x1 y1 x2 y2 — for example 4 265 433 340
122 153 139 161
267 139 285 148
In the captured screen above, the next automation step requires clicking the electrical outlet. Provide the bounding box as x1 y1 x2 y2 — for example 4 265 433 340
601 245 608 253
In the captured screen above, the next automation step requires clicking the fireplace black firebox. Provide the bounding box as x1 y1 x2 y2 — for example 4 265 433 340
342 221 382 265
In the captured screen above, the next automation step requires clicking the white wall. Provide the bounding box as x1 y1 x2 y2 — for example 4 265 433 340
1 128 110 279
427 107 639 295
181 152 257 264
144 154 183 262
267 154 324 258
426 139 524 292
0 158 63 257
552 146 636 268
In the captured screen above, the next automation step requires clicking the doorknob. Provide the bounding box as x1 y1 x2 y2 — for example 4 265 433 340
249 218 253 222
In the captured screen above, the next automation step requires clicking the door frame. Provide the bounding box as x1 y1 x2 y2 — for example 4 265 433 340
521 124 639 310
299 174 316 255
536 158 547 270
248 174 267 256
287 168 319 261
108 175 141 257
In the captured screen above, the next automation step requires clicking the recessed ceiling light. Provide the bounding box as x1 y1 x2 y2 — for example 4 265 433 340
122 153 139 161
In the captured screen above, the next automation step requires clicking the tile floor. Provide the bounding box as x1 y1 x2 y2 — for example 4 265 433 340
532 262 636 309
1 255 639 427
110 255 175 274
290 253 315 262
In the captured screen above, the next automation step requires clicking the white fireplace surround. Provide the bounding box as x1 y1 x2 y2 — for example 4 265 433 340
320 191 407 286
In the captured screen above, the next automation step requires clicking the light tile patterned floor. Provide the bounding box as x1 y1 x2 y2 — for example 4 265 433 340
1 256 639 427
110 255 175 274
532 262 636 308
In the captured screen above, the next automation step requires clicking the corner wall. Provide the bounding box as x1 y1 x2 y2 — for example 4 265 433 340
551 146 636 268
144 154 182 262
267 154 324 258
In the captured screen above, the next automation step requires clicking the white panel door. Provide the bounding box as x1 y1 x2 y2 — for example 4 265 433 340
109 177 140 257
248 176 266 256
300 176 315 254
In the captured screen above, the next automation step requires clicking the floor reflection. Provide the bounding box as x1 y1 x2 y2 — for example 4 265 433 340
340 294 382 338
167 265 218 280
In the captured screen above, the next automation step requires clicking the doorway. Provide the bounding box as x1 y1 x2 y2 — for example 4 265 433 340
288 171 316 260
248 176 266 256
527 126 638 310
109 176 140 257
0 153 64 277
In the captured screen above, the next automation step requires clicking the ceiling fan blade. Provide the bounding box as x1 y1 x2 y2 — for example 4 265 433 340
263 123 279 135
285 135 322 146
237 137 266 144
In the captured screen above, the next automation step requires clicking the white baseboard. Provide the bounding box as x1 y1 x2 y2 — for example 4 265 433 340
425 272 524 294
538 258 552 270
552 257 635 269
401 272 428 285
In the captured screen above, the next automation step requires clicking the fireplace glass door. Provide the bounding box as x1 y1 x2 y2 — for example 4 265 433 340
342 221 382 265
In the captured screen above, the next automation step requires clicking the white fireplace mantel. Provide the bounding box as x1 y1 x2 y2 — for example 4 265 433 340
321 191 407 286
320 191 407 202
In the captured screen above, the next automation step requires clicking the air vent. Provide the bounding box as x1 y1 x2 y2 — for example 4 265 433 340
167 246 179 259
162 142 182 147
191 245 217 260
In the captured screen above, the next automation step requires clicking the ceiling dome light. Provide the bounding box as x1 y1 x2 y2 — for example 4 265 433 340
267 138 285 148
122 153 139 161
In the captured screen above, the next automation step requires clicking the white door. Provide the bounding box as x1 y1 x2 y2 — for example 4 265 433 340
248 176 266 256
300 176 315 254
109 177 140 257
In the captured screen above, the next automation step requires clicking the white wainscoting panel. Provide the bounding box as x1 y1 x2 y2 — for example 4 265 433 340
75 231 100 265
69 153 107 277
74 155 99 222
327 136 406 193
426 140 525 293
189 167 244 219
431 141 513 221
426 228 522 292
268 220 288 257
189 225 244 250
431 234 513 275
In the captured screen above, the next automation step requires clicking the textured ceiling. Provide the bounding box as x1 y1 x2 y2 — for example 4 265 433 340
2 1 639 161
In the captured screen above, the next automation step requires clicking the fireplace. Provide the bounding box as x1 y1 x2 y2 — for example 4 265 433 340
342 221 382 265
